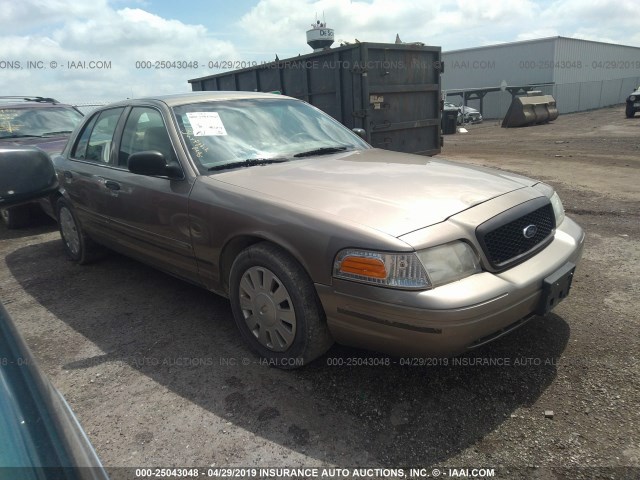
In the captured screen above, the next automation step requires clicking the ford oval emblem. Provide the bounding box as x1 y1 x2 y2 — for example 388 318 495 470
523 224 538 239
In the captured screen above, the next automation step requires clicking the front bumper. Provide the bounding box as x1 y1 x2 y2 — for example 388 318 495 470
464 113 483 124
316 217 584 357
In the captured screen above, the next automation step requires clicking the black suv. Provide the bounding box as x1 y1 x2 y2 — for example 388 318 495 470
626 88 640 118
0 96 83 228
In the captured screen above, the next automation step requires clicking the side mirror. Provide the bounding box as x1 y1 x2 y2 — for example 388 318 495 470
0 147 58 207
128 151 181 178
352 128 366 140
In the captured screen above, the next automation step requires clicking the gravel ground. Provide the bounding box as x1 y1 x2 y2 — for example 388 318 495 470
1 104 639 480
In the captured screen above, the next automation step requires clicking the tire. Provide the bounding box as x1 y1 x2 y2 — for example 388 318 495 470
229 242 333 368
625 105 635 118
56 198 106 264
1 205 31 229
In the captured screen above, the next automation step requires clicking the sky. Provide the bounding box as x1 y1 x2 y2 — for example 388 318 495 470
1 0 638 104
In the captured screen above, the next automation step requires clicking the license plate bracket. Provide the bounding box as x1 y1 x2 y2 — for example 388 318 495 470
536 262 575 315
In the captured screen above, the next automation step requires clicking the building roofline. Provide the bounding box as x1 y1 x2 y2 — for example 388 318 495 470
443 36 640 54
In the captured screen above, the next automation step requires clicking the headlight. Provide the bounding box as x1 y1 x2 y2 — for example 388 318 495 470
550 191 565 227
333 241 481 290
416 241 481 287
333 249 431 289
631 95 637 101
534 183 565 227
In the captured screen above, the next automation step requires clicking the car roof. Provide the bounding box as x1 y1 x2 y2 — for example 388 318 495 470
105 91 292 109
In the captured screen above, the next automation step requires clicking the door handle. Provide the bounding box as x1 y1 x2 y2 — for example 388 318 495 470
105 180 121 191
63 170 73 179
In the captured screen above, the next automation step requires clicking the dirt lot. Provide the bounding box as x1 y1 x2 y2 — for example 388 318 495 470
1 105 639 479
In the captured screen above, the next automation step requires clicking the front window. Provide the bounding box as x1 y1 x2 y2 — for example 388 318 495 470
172 98 369 172
118 107 178 168
0 106 83 139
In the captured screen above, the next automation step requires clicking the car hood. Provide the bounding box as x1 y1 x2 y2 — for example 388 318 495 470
0 136 68 155
208 149 537 237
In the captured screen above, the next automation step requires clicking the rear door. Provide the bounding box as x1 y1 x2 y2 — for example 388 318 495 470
60 107 125 238
97 106 199 283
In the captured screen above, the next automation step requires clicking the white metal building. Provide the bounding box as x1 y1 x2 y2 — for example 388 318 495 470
442 36 640 119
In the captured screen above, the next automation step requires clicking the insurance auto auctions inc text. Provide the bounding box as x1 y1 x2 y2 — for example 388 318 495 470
195 467 496 478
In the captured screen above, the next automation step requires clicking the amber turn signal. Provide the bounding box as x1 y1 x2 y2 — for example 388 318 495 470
339 256 387 279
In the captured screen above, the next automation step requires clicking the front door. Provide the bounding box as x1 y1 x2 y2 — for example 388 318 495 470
99 106 200 283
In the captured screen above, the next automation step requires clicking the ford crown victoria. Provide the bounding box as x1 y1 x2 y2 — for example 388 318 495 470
48 92 584 367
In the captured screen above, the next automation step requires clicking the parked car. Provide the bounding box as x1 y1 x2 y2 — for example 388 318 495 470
0 96 84 228
0 147 107 478
47 91 583 368
444 102 483 124
459 104 483 124
625 88 640 118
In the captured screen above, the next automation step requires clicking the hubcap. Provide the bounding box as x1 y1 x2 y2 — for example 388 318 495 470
59 207 80 256
238 266 296 352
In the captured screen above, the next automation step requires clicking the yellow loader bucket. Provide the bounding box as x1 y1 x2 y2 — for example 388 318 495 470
502 94 558 127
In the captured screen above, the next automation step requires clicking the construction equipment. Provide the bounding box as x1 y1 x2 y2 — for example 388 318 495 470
502 92 558 128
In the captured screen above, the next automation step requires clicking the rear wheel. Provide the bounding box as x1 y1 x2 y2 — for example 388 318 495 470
1 205 31 229
56 198 105 264
229 242 333 368
625 104 635 118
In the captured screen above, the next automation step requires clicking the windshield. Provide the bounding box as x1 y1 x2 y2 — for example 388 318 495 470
172 98 370 172
0 106 84 139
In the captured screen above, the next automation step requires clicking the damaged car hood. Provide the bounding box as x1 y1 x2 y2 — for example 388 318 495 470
208 149 536 237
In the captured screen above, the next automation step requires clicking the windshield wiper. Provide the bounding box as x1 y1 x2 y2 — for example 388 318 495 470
1 134 44 139
208 158 288 171
293 146 349 158
42 130 73 136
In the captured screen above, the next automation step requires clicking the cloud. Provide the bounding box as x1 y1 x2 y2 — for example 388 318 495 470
516 29 560 42
0 1 238 103
538 0 640 46
237 0 443 55
236 0 558 57
1 0 638 103
0 0 105 33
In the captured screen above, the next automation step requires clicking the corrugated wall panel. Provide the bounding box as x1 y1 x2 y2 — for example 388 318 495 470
554 38 640 84
600 79 623 106
442 38 556 90
443 37 640 118
577 81 604 110
481 92 512 120
554 84 579 113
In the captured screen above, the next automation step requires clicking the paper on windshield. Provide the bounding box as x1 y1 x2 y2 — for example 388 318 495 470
185 112 227 136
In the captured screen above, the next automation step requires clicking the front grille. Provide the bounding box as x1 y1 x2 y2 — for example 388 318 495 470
476 197 555 269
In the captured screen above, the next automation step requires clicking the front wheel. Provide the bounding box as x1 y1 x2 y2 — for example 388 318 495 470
56 198 105 264
625 105 635 118
229 242 333 368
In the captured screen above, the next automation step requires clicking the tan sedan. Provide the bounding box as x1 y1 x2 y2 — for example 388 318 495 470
49 92 584 367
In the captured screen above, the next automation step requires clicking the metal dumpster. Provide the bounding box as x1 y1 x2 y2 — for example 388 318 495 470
502 93 559 128
441 108 458 134
189 42 443 155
